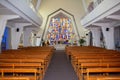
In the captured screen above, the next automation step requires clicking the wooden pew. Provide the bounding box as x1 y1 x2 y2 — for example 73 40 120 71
0 46 54 80
0 77 29 80
97 76 120 80
0 59 46 73
78 62 120 80
73 58 120 73
65 46 120 80
0 63 43 80
0 63 43 73
0 68 38 80
0 52 51 72
86 68 120 80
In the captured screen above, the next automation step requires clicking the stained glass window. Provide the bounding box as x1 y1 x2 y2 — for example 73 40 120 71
46 18 76 45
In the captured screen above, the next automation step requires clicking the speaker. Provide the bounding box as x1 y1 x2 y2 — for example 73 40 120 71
34 34 36 36
16 28 19 32
106 28 109 31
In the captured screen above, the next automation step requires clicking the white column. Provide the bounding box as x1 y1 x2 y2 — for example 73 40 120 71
11 23 31 49
34 36 37 46
36 37 41 46
31 33 37 46
85 32 90 46
23 28 33 47
101 26 115 49
11 24 23 49
81 0 88 13
90 27 101 47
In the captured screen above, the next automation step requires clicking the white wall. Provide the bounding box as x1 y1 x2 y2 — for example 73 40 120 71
39 0 86 40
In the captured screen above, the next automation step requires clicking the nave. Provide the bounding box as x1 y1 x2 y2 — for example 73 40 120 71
43 50 78 80
0 46 120 80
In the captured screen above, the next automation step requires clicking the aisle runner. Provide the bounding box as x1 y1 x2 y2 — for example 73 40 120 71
43 50 78 80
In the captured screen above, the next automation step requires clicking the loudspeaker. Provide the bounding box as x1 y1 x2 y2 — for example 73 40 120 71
16 28 19 32
106 28 109 31
34 34 36 36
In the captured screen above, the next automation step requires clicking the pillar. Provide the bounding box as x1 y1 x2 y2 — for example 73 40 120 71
90 27 101 47
85 32 90 46
101 26 115 49
23 28 33 47
11 23 31 49
0 15 19 52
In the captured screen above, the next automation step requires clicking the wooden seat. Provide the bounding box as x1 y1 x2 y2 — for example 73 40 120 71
97 76 120 80
0 68 38 80
0 76 29 80
78 62 120 80
86 68 120 80
65 46 120 80
0 46 54 80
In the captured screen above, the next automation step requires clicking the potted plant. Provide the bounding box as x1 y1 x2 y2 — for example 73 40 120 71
79 38 86 46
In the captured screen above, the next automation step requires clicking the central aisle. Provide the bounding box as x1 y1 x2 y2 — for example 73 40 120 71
43 50 78 80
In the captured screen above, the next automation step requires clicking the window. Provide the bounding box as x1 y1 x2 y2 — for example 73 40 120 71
46 18 76 45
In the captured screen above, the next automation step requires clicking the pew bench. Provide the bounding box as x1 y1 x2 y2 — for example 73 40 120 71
0 63 43 78
96 76 120 80
0 76 30 80
78 62 120 80
0 68 39 80
86 68 120 80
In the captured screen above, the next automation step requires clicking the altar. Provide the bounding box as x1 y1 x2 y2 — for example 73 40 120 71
54 44 66 50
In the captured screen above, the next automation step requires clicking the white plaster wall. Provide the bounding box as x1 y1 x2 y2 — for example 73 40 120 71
39 0 86 39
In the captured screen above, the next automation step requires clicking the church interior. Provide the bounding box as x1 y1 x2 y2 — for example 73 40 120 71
0 0 120 80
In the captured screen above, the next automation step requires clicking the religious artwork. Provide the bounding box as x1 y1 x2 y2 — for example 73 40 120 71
46 18 76 45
